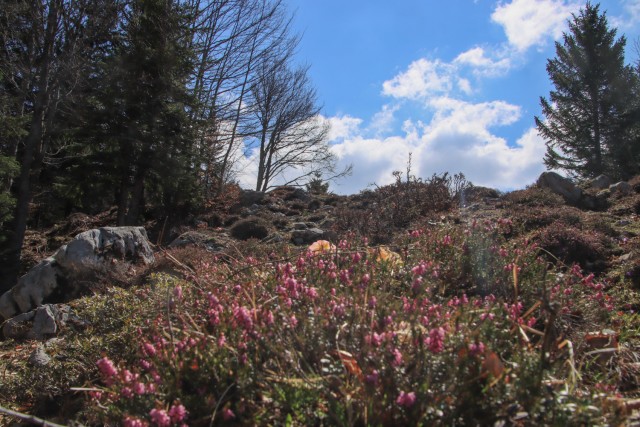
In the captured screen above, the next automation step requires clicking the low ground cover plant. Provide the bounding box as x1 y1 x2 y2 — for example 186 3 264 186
68 219 632 426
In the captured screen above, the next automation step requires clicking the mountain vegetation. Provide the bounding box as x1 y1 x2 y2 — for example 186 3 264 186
1 2 640 425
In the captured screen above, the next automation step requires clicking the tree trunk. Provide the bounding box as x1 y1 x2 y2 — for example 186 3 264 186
0 0 59 293
125 168 146 225
116 174 130 226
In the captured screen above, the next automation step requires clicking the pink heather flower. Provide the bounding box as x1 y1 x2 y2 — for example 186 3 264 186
412 263 426 276
265 310 275 325
122 369 136 383
442 235 452 245
370 332 384 347
143 343 156 357
123 416 146 427
208 293 219 307
290 315 298 327
365 369 379 385
222 408 235 421
468 342 485 356
133 382 146 395
384 315 393 326
353 252 362 263
169 404 187 423
234 306 254 330
339 269 350 284
97 357 118 379
369 296 377 308
173 285 183 300
121 386 133 399
331 288 336 296
391 348 403 366
140 359 152 370
361 273 370 285
396 391 417 408
306 287 318 299
426 327 446 354
218 333 226 347
480 312 495 321
147 383 157 393
149 408 171 427
285 277 297 291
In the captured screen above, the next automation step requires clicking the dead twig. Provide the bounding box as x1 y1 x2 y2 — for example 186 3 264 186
0 404 70 427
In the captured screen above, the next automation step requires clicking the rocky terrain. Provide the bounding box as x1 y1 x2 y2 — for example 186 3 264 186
1 172 640 426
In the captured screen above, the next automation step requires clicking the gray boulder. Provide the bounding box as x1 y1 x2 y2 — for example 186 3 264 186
231 190 266 213
291 228 327 245
588 175 613 190
610 181 632 195
537 172 583 204
0 227 154 321
2 304 74 340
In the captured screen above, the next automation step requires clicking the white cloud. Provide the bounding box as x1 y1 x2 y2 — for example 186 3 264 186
611 0 640 30
457 78 472 95
381 46 515 102
368 104 399 136
491 0 580 51
453 47 511 76
382 58 455 100
326 115 362 142
327 99 545 195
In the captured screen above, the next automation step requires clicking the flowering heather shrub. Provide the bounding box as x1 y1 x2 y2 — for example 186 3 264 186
229 217 270 240
78 217 624 426
536 222 611 272
333 173 463 244
504 187 564 207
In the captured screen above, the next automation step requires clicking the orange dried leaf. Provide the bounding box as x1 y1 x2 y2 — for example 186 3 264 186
334 350 363 380
308 240 336 254
482 351 504 378
369 247 403 267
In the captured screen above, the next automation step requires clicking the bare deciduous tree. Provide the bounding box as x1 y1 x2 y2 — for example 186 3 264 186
249 62 350 191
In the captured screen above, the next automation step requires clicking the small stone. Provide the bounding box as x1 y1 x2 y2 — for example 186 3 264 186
29 346 51 367
619 253 633 262
30 305 58 338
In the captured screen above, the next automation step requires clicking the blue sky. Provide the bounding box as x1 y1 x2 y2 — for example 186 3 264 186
240 0 640 194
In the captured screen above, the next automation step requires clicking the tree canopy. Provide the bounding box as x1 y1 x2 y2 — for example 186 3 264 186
535 2 639 180
0 0 339 292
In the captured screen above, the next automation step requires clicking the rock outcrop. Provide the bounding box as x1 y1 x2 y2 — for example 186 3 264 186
537 172 583 205
0 227 154 321
2 304 85 340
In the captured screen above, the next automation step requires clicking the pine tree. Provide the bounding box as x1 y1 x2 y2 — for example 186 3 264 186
93 0 199 225
535 2 634 179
